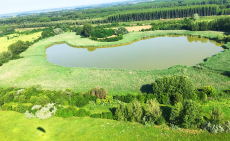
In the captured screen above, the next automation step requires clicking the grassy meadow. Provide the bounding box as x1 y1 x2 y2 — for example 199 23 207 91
0 30 229 95
0 32 42 52
1 110 230 141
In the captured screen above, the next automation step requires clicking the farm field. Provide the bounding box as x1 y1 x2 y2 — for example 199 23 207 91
0 30 229 95
0 32 42 52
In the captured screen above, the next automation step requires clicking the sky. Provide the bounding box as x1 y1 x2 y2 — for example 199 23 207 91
0 0 131 15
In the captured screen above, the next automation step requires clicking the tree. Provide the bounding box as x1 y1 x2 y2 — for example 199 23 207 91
144 99 162 122
53 28 64 35
41 28 55 38
8 40 29 55
181 100 204 128
192 13 199 21
81 23 94 37
115 27 128 35
152 75 196 104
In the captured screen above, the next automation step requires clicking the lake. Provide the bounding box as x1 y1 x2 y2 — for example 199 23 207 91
46 35 224 70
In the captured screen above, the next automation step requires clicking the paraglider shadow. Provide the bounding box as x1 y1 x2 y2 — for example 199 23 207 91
37 127 46 133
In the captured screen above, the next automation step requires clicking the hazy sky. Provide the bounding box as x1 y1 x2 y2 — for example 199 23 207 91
0 0 130 15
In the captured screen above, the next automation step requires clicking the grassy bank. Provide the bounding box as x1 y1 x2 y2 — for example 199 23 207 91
0 30 229 95
1 110 230 141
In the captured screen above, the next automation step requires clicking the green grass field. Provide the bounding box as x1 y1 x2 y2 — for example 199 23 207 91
1 110 230 141
0 30 229 95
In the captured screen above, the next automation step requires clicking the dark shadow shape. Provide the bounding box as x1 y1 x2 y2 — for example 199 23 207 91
221 71 230 78
160 106 172 123
109 107 117 116
140 83 153 94
37 127 46 133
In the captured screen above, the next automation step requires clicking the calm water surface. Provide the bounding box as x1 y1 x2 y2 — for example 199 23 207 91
46 35 224 70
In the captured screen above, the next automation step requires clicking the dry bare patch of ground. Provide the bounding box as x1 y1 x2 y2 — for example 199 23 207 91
108 25 152 32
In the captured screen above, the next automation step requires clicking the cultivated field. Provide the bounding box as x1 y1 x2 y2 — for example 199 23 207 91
0 32 42 52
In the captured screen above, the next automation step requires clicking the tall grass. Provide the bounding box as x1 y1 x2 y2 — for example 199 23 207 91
0 31 229 95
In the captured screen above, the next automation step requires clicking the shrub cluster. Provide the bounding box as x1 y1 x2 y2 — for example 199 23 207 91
114 99 164 125
170 100 204 128
113 93 156 103
91 27 115 38
91 112 113 119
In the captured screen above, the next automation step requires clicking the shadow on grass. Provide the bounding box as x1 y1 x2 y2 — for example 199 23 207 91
37 127 46 133
140 83 153 94
221 71 230 77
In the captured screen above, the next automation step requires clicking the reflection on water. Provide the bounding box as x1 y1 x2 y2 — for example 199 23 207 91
46 35 224 70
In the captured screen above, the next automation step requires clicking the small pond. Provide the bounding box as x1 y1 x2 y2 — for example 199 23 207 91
46 35 224 70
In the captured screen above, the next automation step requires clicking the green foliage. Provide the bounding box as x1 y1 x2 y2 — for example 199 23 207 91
81 23 94 37
114 103 127 121
8 40 30 55
144 99 162 122
16 103 28 113
1 103 12 111
75 26 83 35
171 92 183 105
201 121 224 134
155 116 166 125
115 27 128 35
0 51 12 61
98 35 123 42
105 95 113 103
91 113 102 118
217 34 224 41
91 28 115 38
74 108 90 117
3 91 16 103
18 95 27 103
35 95 51 106
210 106 224 124
55 108 74 118
153 75 196 104
196 90 207 102
181 100 204 128
203 86 216 97
37 17 51 22
169 102 183 125
41 28 55 38
96 98 101 105
127 99 143 122
101 112 113 119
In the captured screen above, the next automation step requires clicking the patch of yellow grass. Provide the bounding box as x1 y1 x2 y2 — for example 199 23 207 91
0 32 42 52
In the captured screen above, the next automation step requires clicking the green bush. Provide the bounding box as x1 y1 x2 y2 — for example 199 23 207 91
153 75 196 104
115 27 128 35
16 103 28 113
114 103 127 121
201 121 224 133
91 113 102 118
203 86 216 97
19 95 27 103
170 102 183 125
55 108 74 118
1 103 12 111
144 99 162 122
74 108 90 117
3 91 16 103
210 106 224 124
8 40 30 55
0 51 12 61
81 23 94 37
155 116 166 125
30 96 38 104
35 95 51 106
181 100 204 128
101 112 113 119
127 99 143 122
